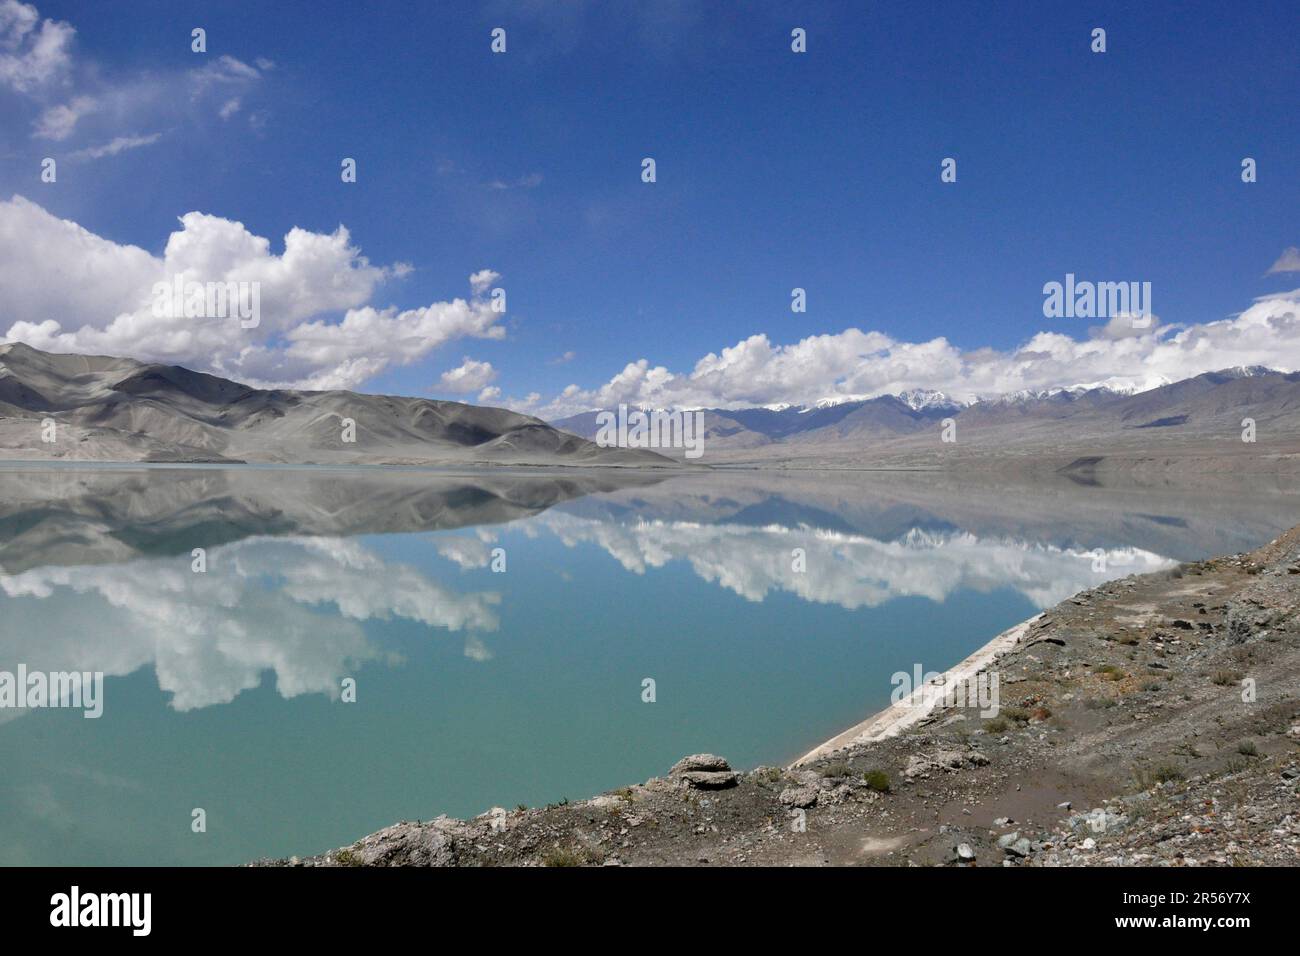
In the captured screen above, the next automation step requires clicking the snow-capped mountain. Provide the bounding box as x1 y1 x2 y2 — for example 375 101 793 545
897 388 966 412
985 382 1151 406
551 367 1300 456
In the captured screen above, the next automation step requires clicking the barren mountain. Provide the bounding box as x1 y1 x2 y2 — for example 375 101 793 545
0 343 673 468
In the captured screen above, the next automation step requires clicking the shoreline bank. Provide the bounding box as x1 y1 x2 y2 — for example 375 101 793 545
792 613 1043 766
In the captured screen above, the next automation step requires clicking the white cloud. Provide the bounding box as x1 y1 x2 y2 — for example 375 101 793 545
1267 246 1300 274
0 0 73 92
469 268 500 295
486 172 543 190
438 357 497 393
525 290 1300 417
31 94 93 139
69 131 161 160
188 54 263 94
5 4 270 149
0 195 507 390
0 195 159 324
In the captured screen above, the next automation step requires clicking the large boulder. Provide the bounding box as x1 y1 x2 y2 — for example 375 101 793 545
669 754 738 790
334 818 460 867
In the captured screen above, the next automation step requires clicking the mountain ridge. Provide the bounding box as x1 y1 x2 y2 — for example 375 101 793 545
0 342 674 468
551 367 1300 464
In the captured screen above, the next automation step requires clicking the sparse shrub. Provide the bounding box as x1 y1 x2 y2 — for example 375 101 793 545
1211 670 1243 686
1132 762 1185 790
862 769 891 792
1001 706 1031 723
822 761 852 779
985 717 1009 733
1236 740 1259 757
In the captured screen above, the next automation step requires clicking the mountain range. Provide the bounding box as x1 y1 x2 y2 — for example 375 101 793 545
2 341 1297 473
552 367 1300 470
0 342 671 467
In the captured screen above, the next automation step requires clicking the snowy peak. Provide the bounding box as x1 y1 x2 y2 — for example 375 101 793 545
896 388 964 412
1214 365 1274 380
987 382 1145 406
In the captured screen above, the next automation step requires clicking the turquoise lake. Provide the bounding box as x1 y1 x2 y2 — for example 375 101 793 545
1 465 1295 865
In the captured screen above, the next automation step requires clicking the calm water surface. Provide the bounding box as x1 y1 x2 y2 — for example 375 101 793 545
1 465 1295 864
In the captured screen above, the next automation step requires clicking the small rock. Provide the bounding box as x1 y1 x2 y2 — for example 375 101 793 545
779 785 819 809
1070 808 1129 834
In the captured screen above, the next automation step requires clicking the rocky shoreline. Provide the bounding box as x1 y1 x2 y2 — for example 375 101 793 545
254 526 1300 867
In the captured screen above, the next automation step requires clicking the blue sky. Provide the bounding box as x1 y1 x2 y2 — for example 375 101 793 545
1 0 1297 413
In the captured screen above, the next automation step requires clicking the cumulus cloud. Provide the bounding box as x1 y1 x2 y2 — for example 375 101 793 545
0 195 506 390
524 290 1300 417
1268 247 1300 274
438 357 497 393
468 268 500 295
